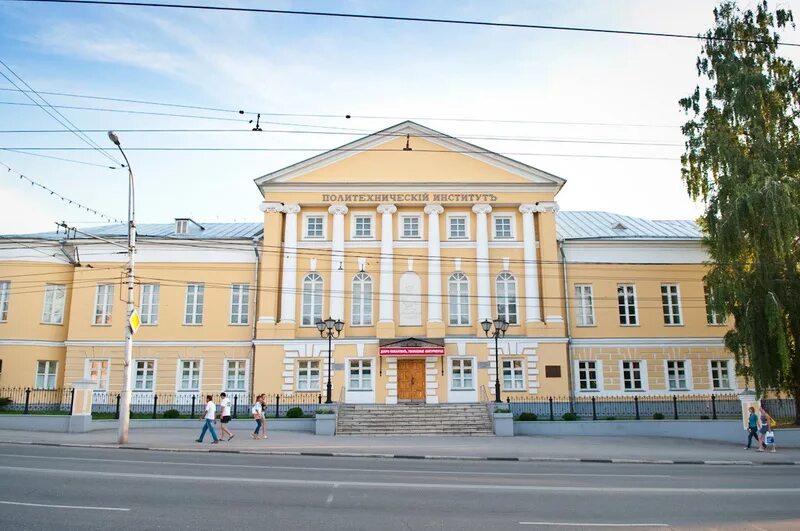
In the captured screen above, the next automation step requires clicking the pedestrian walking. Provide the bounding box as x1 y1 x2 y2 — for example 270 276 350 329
219 392 234 441
251 394 263 439
259 393 269 439
756 405 775 452
196 394 219 444
744 406 759 449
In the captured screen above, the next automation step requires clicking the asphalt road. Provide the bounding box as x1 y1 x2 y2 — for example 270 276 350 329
0 443 798 530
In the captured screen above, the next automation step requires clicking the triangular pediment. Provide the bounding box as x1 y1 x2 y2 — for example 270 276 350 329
254 121 565 190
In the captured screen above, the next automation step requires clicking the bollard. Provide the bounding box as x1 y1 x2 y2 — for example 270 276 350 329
591 396 597 421
711 395 717 420
672 395 679 420
318 393 322 405
549 397 554 421
24 388 31 414
152 394 158 419
233 395 238 419
69 387 76 414
275 394 280 418
634 396 640 420
191 395 197 418
115 393 121 420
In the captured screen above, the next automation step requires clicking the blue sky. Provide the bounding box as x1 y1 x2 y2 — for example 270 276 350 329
2 0 800 233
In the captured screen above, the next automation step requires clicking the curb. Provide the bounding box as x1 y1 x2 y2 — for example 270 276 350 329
1 440 798 466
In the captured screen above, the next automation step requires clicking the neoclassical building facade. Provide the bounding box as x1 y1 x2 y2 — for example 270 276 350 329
0 122 740 403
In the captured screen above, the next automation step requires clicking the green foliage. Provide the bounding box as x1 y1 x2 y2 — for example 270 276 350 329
0 397 11 410
494 407 511 414
604 416 617 421
562 412 579 421
315 408 335 415
700 415 711 420
163 409 181 419
653 412 665 420
517 412 538 421
286 407 304 418
680 1 800 423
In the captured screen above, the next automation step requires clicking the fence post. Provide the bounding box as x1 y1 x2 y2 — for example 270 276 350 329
152 394 158 419
191 395 196 418
548 397 554 421
591 396 597 421
318 393 322 405
672 395 679 420
115 393 121 420
275 394 280 418
711 395 717 420
634 396 640 420
24 388 31 414
233 395 238 419
70 387 76 413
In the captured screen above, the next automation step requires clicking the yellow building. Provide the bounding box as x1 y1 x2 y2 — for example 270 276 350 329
0 122 739 405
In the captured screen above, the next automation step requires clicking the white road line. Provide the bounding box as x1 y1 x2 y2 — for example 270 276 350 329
0 500 130 512
1 465 799 495
520 523 668 528
0 453 670 479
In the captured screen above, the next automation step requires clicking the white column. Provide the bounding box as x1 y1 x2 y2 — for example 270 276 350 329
472 203 493 321
424 204 444 323
377 204 397 323
279 203 300 323
328 204 348 321
519 204 541 322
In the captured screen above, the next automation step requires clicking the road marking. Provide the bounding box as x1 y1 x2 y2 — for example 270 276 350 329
0 500 130 512
325 483 338 507
2 465 799 494
520 523 668 528
0 453 670 479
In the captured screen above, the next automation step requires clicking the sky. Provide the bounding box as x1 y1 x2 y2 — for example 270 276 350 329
2 0 800 234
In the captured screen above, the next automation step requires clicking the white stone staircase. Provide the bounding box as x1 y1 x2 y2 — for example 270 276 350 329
336 403 494 436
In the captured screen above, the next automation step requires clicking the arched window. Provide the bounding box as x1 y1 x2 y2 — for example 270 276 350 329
351 272 373 325
448 272 470 325
495 272 518 325
301 272 323 326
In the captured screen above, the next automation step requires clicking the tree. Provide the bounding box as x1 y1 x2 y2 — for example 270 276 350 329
680 0 800 424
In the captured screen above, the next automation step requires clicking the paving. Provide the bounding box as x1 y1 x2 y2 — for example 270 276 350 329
1 427 798 465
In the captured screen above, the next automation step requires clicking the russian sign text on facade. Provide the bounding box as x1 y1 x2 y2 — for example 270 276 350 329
321 193 498 203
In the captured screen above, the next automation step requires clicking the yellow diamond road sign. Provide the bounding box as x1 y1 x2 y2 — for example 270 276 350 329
129 309 141 334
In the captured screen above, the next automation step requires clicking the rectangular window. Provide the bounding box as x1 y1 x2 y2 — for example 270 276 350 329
93 284 113 325
305 216 324 239
87 359 110 390
661 284 682 325
226 360 247 391
0 280 8 321
401 216 421 238
666 360 688 390
133 360 155 392
502 359 525 390
617 284 638 326
353 216 373 238
451 358 474 390
140 284 159 325
41 284 66 324
448 216 467 239
35 360 57 389
230 284 250 325
493 216 513 239
705 286 726 325
184 283 204 325
179 360 201 391
577 361 599 391
448 272 470 326
622 360 644 391
348 359 373 390
574 284 595 326
710 360 731 390
297 360 320 391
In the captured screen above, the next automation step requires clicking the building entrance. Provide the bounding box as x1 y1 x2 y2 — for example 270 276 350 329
397 359 426 402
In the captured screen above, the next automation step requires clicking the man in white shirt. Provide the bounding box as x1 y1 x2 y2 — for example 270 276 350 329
219 392 234 441
196 394 219 444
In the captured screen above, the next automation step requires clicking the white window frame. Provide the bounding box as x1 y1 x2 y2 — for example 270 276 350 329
450 358 474 390
175 219 188 234
35 360 58 389
0 280 9 321
133 359 156 392
495 271 518 325
297 360 321 391
709 360 733 390
85 358 111 391
177 360 202 392
574 284 595 327
502 358 525 391
350 212 375 240
93 284 113 326
347 358 373 391
302 212 327 240
224 359 249 392
398 214 423 239
140 283 159 325
665 360 691 391
184 283 204 325
576 360 601 392
351 272 373 326
229 283 250 325
661 283 683 325
301 272 324 327
617 283 638 326
448 272 471 326
491 213 516 240
41 284 66 325
446 213 470 240
705 285 727 325
620 360 647 392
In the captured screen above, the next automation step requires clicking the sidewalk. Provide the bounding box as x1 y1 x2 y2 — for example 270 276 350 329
1 428 798 465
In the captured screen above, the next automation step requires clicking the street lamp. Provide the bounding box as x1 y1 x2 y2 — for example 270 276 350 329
316 317 344 404
482 317 509 403
108 131 136 445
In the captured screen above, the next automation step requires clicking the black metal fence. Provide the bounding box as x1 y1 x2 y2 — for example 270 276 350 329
506 394 743 421
0 387 74 413
762 398 798 422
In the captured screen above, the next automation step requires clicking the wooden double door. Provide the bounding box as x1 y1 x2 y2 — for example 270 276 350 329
397 359 426 402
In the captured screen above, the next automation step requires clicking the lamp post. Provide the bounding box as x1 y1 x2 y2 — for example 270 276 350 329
316 317 344 404
482 317 509 403
108 131 135 444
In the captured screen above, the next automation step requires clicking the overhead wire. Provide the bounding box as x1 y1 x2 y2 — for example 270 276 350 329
1 147 120 169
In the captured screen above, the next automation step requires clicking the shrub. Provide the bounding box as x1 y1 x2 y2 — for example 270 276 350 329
562 412 579 421
0 397 11 410
604 416 616 421
494 407 511 414
286 407 304 418
163 409 181 419
700 415 710 420
653 412 665 420
316 408 335 415
518 412 538 421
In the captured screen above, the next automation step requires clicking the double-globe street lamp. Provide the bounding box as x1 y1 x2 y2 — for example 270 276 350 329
316 317 345 404
482 317 509 403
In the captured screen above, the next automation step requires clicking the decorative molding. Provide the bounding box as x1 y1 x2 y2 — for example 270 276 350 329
328 204 349 216
535 201 559 213
259 202 283 213
519 203 537 214
0 339 65 347
376 203 397 215
65 340 253 347
423 204 444 216
283 203 301 215
472 203 493 215
570 337 726 348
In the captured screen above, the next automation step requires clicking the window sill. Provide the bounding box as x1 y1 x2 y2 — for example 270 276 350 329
619 324 640 327
91 324 112 327
575 324 597 328
450 388 476 392
228 323 250 327
346 389 374 392
668 388 691 392
664 323 685 327
183 323 204 327
40 322 64 326
351 236 375 241
502 389 527 393
349 324 374 328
